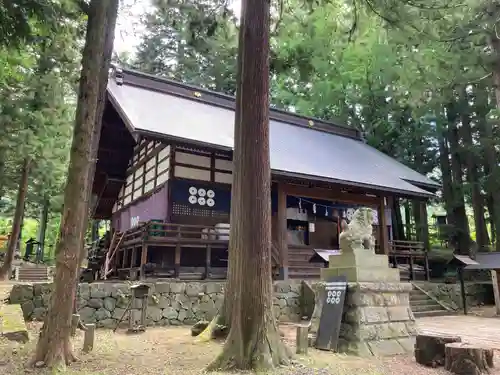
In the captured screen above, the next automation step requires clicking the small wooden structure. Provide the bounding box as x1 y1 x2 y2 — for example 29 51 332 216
88 66 439 281
464 252 500 316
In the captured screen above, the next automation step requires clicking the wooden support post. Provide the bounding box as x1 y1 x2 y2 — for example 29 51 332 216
419 201 431 252
277 184 288 280
205 245 211 279
458 267 467 315
71 314 80 337
139 243 148 280
83 323 95 353
378 196 389 255
122 248 127 269
491 270 500 316
174 245 181 279
409 253 415 281
131 247 137 268
424 251 430 281
296 324 309 354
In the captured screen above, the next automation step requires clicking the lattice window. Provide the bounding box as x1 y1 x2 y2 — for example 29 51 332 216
172 203 228 219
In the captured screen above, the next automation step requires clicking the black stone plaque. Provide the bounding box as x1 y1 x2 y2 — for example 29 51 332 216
315 275 347 351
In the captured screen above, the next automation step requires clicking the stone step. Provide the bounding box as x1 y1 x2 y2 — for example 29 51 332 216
410 294 431 302
410 298 440 306
288 270 320 279
413 309 454 318
411 303 445 313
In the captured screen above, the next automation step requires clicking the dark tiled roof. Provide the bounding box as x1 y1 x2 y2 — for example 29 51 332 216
107 67 439 197
465 252 500 270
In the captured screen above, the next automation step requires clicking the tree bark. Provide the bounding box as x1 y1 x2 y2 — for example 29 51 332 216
207 0 291 370
460 91 489 250
31 0 118 368
446 102 471 255
437 120 455 230
37 198 50 259
78 0 118 269
444 342 494 375
0 158 30 280
414 334 461 367
482 45 500 251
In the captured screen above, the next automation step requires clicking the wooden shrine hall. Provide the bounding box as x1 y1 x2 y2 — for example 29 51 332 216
89 66 440 281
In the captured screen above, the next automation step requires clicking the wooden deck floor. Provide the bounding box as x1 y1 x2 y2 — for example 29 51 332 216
418 315 500 349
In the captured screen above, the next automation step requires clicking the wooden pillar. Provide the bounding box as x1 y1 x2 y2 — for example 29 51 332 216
419 200 430 251
139 243 148 280
121 249 127 269
277 184 288 280
491 270 500 316
378 197 390 255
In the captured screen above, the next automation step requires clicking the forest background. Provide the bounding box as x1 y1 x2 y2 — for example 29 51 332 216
1 0 499 260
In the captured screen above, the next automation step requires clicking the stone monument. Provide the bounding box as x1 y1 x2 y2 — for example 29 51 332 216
311 207 416 356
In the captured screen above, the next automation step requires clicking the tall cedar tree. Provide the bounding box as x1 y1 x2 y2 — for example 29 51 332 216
31 0 118 367
207 0 292 370
0 158 30 279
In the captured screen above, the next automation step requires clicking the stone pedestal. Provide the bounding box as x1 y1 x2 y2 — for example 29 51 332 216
311 246 416 356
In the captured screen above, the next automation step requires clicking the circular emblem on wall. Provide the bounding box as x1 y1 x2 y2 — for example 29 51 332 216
198 188 206 197
207 189 215 198
206 198 215 207
189 186 198 195
188 195 198 204
346 208 355 221
198 197 206 206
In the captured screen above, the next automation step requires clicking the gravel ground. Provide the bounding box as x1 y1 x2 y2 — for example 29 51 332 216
2 323 499 375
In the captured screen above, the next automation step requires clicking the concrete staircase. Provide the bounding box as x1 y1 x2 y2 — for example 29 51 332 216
410 284 453 318
16 266 49 282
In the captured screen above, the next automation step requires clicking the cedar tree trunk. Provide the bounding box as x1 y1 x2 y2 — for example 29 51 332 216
447 105 471 255
207 0 291 370
460 93 489 250
487 39 500 251
31 0 118 368
0 158 30 279
78 0 118 268
211 0 246 329
437 121 454 230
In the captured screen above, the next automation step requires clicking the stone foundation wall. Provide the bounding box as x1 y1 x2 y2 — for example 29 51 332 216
417 282 493 309
9 281 301 328
309 281 416 356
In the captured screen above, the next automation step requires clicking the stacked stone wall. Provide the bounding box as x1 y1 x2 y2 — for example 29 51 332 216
9 281 302 328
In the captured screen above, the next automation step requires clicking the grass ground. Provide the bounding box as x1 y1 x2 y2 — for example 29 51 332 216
0 323 465 375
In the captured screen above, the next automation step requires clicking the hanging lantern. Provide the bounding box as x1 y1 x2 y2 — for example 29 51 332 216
325 207 329 217
313 203 317 214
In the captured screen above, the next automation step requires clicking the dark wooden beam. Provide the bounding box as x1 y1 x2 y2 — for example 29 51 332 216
378 197 389 255
282 183 379 206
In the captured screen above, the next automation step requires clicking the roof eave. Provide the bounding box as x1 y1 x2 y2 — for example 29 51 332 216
272 170 435 199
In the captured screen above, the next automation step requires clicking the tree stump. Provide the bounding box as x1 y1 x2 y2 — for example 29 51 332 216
445 342 494 375
414 333 462 367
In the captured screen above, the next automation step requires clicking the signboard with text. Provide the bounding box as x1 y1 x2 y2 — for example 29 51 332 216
315 275 347 351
